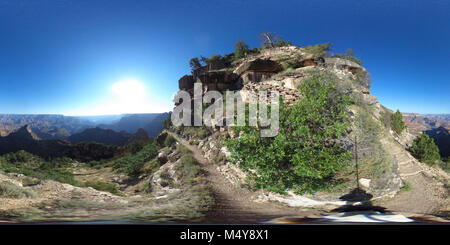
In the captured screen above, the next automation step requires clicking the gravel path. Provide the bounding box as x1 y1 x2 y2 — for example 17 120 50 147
379 139 450 218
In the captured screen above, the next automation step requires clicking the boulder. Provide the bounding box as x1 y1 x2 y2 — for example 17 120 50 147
359 178 371 189
325 57 363 74
298 54 325 67
234 58 283 76
157 152 168 164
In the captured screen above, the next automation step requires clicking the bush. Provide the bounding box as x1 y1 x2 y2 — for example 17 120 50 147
274 40 292 47
0 152 78 185
439 158 450 172
164 135 176 147
392 110 406 134
113 141 160 177
189 57 202 71
409 134 441 165
141 158 161 175
226 75 352 194
234 40 250 60
0 181 37 199
303 43 332 57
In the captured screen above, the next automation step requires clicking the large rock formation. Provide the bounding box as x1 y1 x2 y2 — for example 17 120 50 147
234 58 283 84
196 70 240 91
179 75 195 90
325 57 364 75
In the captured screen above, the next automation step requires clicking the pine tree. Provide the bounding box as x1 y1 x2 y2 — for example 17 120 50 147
392 109 406 134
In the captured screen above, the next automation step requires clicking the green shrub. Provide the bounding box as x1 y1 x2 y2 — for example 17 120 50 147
274 40 292 47
82 181 122 196
303 43 332 57
409 134 441 165
0 152 78 185
0 181 37 199
113 141 160 177
234 40 250 60
189 57 202 71
164 135 176 147
177 144 191 155
438 158 449 172
392 110 406 134
226 75 352 194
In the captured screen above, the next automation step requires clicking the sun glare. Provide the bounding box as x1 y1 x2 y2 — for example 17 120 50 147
68 78 172 116
112 79 146 100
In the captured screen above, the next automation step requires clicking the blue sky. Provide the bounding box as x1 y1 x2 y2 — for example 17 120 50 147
0 0 448 115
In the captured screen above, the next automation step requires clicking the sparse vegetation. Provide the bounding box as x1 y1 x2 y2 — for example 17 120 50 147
81 181 122 196
178 155 201 184
0 181 37 199
400 181 412 192
178 126 210 139
332 49 363 65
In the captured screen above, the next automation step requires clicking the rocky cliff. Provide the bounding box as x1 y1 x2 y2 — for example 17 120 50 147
172 44 449 206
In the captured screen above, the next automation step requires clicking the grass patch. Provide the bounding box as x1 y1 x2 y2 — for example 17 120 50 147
141 158 161 175
400 181 412 192
179 127 210 139
177 144 191 155
164 135 176 147
0 181 37 199
80 181 122 196
178 155 201 184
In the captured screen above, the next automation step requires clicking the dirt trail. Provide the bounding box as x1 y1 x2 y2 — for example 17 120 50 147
167 132 317 223
380 139 449 218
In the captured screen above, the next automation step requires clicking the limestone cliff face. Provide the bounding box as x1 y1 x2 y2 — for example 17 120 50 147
174 45 438 200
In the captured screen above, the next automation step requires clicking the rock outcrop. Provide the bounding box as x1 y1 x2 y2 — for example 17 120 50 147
235 58 283 84
325 57 364 75
179 75 195 90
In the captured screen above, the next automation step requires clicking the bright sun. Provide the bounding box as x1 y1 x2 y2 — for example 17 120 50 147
112 79 146 100
68 78 172 116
